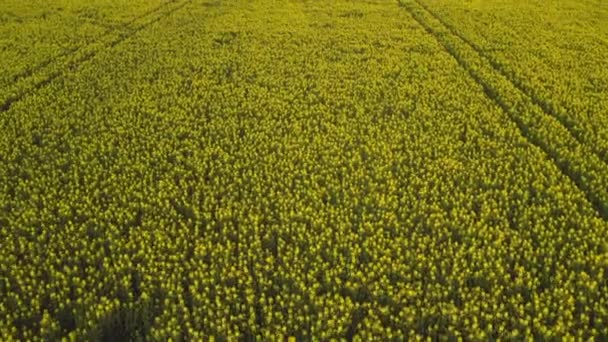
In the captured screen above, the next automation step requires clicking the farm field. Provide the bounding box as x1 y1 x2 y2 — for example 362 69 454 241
1 0 607 340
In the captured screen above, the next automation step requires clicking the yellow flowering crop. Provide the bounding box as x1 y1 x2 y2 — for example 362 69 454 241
0 0 607 340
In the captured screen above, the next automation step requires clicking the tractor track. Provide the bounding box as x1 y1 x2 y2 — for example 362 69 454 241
0 0 190 114
414 0 608 166
401 0 608 220
6 0 179 86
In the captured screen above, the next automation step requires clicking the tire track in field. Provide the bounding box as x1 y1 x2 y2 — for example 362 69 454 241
0 0 190 113
400 0 608 220
6 1 178 86
414 0 608 166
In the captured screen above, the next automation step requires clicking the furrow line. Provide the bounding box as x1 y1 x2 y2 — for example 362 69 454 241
0 0 189 114
6 0 179 86
415 0 608 165
400 0 608 220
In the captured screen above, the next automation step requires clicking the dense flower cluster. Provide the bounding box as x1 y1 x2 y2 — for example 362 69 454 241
1 0 607 340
